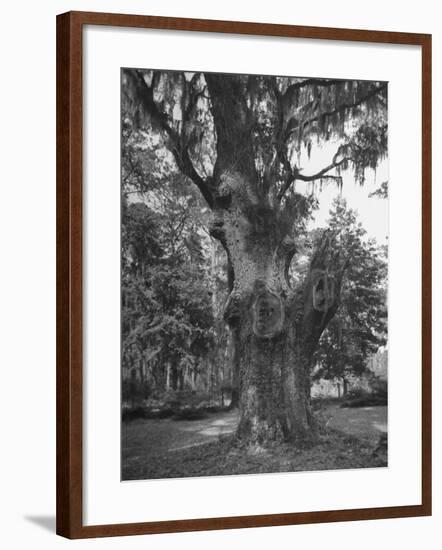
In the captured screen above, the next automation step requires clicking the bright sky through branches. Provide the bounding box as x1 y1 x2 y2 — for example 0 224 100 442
298 140 388 243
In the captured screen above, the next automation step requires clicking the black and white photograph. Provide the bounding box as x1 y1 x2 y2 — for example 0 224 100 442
120 68 388 481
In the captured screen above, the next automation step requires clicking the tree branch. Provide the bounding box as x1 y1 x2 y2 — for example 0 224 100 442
277 151 352 201
283 79 351 103
204 74 257 179
295 156 352 182
277 168 297 202
126 69 176 139
295 231 351 350
298 83 387 134
125 69 214 208
172 146 214 208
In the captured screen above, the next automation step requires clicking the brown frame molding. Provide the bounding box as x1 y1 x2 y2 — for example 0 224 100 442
56 11 432 539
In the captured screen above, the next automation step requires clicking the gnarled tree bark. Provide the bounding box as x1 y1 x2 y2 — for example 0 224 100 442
200 75 349 446
209 173 346 445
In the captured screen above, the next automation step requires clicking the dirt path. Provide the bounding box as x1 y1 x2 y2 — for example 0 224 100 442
123 409 238 458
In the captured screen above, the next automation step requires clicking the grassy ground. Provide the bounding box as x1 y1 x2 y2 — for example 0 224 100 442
122 407 387 481
324 404 387 444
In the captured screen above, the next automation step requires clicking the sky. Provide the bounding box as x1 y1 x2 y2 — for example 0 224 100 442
297 140 388 244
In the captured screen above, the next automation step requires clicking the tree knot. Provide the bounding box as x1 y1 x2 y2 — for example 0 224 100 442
312 270 336 312
252 284 284 339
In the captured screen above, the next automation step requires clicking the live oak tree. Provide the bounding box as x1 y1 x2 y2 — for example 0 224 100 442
123 69 388 445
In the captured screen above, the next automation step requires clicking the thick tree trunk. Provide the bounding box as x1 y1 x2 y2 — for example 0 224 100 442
226 328 240 410
208 171 322 445
203 75 345 447
170 364 179 391
236 317 316 445
178 369 185 391
207 170 345 445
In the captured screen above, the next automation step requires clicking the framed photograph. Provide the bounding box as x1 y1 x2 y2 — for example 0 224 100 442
56 11 432 539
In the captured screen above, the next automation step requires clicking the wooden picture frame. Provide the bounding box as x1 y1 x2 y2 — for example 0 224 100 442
56 10 432 539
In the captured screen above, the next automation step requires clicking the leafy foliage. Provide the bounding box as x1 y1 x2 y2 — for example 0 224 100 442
313 199 388 382
369 180 389 199
121 126 217 398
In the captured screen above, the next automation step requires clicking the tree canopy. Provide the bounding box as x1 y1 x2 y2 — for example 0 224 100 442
122 70 388 213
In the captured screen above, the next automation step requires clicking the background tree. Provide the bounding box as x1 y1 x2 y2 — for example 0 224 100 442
312 198 388 391
121 123 216 401
122 69 388 445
